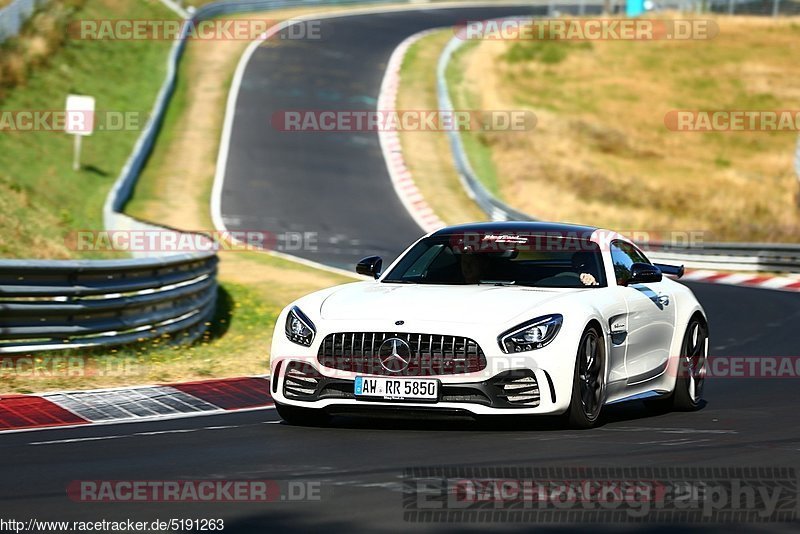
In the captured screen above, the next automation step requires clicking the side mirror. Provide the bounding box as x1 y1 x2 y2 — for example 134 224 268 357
627 263 662 285
356 256 382 279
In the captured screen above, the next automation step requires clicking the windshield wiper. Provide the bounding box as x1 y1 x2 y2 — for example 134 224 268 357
479 280 516 286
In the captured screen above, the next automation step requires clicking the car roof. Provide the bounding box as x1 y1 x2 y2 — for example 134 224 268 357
431 221 600 237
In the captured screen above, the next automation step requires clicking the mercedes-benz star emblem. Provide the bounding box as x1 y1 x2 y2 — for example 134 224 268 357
378 337 412 373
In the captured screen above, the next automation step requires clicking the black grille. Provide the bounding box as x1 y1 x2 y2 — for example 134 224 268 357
317 332 486 376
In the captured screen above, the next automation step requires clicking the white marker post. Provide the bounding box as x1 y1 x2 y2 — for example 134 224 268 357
65 95 95 171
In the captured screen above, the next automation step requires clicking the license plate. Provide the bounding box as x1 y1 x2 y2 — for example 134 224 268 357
354 376 438 401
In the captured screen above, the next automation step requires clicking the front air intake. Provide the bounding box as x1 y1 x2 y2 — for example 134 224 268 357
496 375 540 407
282 362 321 400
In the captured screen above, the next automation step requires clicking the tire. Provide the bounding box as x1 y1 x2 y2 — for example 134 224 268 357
565 326 605 429
644 316 708 413
671 317 708 411
274 402 331 427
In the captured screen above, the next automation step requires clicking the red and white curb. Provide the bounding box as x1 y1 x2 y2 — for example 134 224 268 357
0 376 273 433
378 29 446 235
682 270 800 293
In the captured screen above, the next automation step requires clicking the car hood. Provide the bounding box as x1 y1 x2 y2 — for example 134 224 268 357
318 282 576 325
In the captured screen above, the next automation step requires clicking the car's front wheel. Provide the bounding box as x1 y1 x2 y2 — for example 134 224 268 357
565 326 605 429
275 402 331 427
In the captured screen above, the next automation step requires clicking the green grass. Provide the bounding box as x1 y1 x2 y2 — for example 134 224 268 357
0 0 177 259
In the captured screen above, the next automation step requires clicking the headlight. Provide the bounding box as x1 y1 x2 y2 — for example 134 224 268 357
285 306 316 347
498 314 563 353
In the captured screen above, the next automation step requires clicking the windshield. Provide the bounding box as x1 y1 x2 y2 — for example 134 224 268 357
382 234 607 288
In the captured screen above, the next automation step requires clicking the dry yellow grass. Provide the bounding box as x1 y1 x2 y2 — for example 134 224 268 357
455 15 800 242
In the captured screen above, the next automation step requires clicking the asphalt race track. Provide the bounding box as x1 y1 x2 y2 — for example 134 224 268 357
2 280 799 533
3 6 799 533
218 5 551 269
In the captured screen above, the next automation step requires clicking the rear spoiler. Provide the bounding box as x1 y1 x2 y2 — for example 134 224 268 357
654 263 685 278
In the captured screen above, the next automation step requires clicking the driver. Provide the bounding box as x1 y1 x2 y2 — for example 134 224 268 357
572 251 600 286
459 253 488 284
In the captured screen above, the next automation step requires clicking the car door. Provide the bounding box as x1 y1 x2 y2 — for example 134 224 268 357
610 241 676 385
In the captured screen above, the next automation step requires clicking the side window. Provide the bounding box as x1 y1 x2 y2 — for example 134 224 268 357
628 243 651 265
610 240 645 285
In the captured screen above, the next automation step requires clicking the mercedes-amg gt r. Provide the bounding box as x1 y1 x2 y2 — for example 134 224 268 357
270 222 708 428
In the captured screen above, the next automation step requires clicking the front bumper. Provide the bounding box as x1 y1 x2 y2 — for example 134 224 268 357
270 314 584 416
270 360 571 416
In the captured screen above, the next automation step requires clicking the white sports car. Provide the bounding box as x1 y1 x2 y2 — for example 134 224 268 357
270 222 708 428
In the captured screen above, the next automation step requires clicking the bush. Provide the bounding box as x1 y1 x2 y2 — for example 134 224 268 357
0 0 87 98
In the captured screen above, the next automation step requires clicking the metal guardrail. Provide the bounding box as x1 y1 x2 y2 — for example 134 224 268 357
436 24 800 274
640 242 800 272
0 0 45 44
706 0 800 16
0 253 217 354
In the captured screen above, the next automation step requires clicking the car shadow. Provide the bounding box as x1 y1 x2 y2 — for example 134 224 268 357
284 400 707 432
